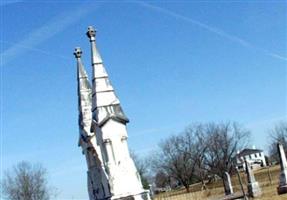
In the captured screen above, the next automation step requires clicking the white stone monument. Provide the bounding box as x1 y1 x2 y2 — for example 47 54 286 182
75 47 111 199
223 172 233 195
245 159 261 198
75 26 150 200
277 143 287 194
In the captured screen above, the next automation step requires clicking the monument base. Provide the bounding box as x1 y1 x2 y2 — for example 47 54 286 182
278 185 287 195
278 170 287 195
247 182 262 197
112 190 151 200
218 193 248 200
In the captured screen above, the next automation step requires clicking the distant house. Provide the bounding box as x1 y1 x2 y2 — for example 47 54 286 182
235 147 267 170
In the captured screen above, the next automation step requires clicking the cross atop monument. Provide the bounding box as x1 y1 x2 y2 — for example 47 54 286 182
74 47 82 58
87 26 96 41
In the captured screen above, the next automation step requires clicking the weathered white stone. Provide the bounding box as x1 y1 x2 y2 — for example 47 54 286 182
73 26 151 200
245 160 261 197
277 143 287 194
223 172 233 195
75 47 111 200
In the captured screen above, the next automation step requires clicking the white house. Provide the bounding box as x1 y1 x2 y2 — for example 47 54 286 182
235 146 267 171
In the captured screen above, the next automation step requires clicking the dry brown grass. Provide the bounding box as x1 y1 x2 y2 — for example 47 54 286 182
154 165 287 200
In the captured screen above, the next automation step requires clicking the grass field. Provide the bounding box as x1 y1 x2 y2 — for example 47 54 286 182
154 165 287 200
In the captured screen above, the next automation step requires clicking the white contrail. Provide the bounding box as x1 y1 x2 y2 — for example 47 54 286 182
0 0 23 6
138 1 287 61
1 2 101 66
0 40 70 60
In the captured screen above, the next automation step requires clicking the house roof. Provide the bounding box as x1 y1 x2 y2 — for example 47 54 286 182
236 148 263 158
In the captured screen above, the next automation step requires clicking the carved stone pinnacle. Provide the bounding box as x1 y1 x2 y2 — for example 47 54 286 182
86 26 96 38
74 47 82 58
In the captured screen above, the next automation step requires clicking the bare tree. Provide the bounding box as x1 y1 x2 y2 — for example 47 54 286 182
130 151 150 189
2 161 56 200
154 170 170 188
204 122 250 178
202 122 250 195
183 124 209 190
151 133 198 192
268 121 287 162
165 124 208 190
150 122 249 193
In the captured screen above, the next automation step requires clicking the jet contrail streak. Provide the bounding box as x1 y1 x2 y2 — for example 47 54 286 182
0 40 70 60
138 1 287 61
1 2 101 66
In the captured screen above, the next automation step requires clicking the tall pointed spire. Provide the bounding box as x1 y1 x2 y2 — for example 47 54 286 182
74 47 93 137
74 47 111 200
86 26 103 68
75 26 150 200
86 26 128 126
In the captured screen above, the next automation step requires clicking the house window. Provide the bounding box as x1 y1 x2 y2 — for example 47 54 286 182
259 153 262 157
255 153 258 158
249 155 252 159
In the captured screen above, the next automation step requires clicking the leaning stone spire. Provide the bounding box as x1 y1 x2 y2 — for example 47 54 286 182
85 26 150 200
74 47 111 200
86 26 128 126
86 26 117 107
74 47 93 138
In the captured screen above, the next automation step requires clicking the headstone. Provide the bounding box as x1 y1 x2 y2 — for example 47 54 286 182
223 172 234 195
245 160 261 197
277 143 287 194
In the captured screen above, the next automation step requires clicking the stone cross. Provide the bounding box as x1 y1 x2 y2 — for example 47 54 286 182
245 159 261 197
277 142 287 194
223 172 234 195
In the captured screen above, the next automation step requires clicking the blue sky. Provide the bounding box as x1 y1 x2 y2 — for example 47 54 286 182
1 1 286 199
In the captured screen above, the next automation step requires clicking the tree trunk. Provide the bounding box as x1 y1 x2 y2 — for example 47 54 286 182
185 184 190 193
201 179 207 190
